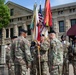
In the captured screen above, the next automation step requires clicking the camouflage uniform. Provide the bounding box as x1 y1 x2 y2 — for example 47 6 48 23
30 42 38 75
72 43 76 75
61 41 70 75
9 40 16 75
40 40 50 75
49 38 63 75
5 44 11 75
11 36 32 75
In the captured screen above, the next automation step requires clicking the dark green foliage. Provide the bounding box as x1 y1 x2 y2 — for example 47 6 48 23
0 0 10 28
0 0 5 4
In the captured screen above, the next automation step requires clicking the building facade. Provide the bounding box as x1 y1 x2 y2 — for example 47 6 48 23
52 2 76 39
0 1 76 63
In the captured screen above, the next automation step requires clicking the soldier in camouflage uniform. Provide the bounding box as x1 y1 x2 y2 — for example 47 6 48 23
30 41 38 75
9 36 17 75
11 29 32 75
5 43 11 75
48 30 63 75
61 35 70 75
72 36 76 75
37 34 50 75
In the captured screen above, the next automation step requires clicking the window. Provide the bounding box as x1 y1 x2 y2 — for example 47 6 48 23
0 45 1 58
10 9 14 16
27 25 31 35
10 28 14 38
0 29 2 38
73 8 75 12
6 29 9 38
59 21 65 32
18 17 22 21
26 16 31 20
18 26 22 35
69 8 76 13
10 19 14 22
69 9 72 13
71 19 76 26
58 11 63 15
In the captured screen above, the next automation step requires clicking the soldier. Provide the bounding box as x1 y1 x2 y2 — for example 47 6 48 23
72 36 76 75
9 36 17 75
37 34 50 75
30 41 38 75
48 29 63 75
11 29 32 75
61 35 70 75
5 43 11 75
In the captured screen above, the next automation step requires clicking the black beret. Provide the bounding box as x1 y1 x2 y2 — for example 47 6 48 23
48 27 56 34
61 35 66 39
20 29 27 33
11 36 17 39
74 36 76 39
31 41 36 46
61 35 63 39
48 30 56 34
40 34 45 37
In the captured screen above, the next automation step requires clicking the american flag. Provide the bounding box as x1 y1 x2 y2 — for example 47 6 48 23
38 5 44 33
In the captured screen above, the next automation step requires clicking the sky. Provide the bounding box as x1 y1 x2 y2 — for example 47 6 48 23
5 0 76 9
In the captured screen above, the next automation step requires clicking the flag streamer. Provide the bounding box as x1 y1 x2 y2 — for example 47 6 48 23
44 0 52 27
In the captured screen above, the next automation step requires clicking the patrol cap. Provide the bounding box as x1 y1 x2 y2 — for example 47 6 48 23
40 34 45 37
20 29 27 33
11 36 17 39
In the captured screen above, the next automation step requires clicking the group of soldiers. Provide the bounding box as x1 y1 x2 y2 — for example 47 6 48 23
5 28 76 75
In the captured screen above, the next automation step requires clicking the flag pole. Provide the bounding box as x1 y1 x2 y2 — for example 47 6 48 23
36 4 41 75
37 45 41 75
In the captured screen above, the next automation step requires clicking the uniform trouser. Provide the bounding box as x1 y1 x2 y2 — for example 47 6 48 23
6 61 15 75
50 65 63 75
31 61 37 75
63 59 69 75
72 61 76 75
14 64 27 75
41 61 49 75
9 65 15 75
14 59 27 75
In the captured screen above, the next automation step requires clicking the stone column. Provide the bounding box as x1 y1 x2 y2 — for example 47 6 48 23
65 17 71 41
53 18 59 38
9 28 10 38
65 17 71 32
22 23 27 30
14 23 18 36
1 28 6 64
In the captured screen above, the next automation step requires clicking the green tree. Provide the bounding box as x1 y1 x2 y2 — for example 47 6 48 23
0 0 10 64
0 0 10 28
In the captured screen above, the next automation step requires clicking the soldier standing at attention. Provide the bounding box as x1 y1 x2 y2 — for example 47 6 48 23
5 43 11 75
37 34 50 75
9 36 17 75
72 36 76 75
48 29 63 75
61 35 70 75
11 29 32 75
30 41 38 75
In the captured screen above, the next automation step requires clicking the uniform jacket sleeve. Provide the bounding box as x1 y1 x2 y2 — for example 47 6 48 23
40 41 50 51
24 42 32 65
